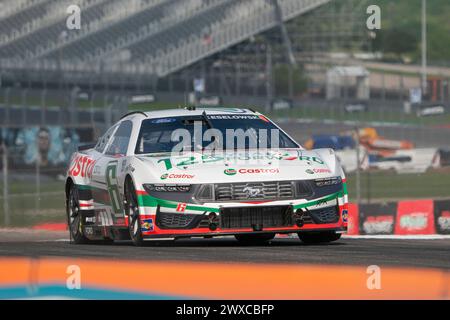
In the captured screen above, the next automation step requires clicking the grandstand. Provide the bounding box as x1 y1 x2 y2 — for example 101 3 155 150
0 0 331 79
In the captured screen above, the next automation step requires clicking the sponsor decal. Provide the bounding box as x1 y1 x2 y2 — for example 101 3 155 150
223 168 279 175
224 168 237 176
342 209 348 223
298 155 325 165
238 168 279 174
151 118 176 124
315 199 330 208
399 213 428 230
206 115 260 120
85 216 96 223
363 216 394 234
84 227 94 235
157 152 323 170
161 173 195 180
313 168 332 174
69 155 96 178
305 169 314 175
176 203 187 212
141 218 154 232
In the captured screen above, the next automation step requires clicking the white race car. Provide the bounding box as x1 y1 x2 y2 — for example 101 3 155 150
66 107 349 245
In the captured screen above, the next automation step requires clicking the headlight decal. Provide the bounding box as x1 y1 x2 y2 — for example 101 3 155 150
314 176 342 187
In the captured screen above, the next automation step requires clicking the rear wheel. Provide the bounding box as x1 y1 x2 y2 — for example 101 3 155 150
298 231 341 244
67 185 90 244
125 178 145 246
234 233 275 244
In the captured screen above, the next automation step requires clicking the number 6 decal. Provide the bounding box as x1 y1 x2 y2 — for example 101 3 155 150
106 161 123 214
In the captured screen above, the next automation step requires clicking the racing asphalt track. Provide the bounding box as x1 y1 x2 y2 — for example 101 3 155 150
0 230 449 269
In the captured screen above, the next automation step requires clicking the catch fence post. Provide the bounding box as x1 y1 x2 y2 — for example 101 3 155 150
2 141 9 226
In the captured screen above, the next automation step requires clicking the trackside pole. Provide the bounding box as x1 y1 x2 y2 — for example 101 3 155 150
2 142 9 226
421 0 427 95
355 127 361 206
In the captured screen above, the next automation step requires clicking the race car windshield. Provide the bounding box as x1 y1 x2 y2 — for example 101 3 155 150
135 115 298 154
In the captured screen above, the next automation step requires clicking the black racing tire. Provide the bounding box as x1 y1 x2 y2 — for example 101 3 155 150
234 233 275 244
297 231 341 244
66 184 90 244
125 178 145 246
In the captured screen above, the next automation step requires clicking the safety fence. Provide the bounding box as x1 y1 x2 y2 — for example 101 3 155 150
0 124 96 227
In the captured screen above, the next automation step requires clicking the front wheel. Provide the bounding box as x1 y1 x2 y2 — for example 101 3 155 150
125 178 145 246
297 231 341 244
234 233 275 244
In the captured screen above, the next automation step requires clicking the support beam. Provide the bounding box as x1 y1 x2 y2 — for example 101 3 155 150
272 0 297 66
421 0 427 95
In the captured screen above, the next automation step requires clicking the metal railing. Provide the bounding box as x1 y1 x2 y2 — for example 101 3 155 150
89 0 228 62
150 0 331 76
27 0 168 60
0 0 48 19
0 0 106 48
0 0 331 77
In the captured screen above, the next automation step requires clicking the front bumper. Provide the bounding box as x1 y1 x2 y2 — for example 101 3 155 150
136 189 348 238
141 227 348 240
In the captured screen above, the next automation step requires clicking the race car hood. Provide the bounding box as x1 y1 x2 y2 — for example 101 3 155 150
135 148 341 184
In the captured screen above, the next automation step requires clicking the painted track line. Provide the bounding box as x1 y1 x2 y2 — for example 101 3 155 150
33 235 450 242
343 235 450 240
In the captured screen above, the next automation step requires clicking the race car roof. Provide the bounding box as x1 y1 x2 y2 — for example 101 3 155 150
123 107 257 120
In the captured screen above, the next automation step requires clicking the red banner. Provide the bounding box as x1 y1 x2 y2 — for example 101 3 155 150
395 200 436 235
346 203 359 235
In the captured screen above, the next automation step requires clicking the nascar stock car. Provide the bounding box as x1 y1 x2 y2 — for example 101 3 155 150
66 107 349 246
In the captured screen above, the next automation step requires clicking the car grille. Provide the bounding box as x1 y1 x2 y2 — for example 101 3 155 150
220 206 293 229
214 181 296 201
156 212 198 229
308 206 340 224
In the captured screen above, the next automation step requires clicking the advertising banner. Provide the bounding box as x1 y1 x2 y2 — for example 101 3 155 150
0 126 94 170
359 203 397 235
395 200 436 235
434 199 450 234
